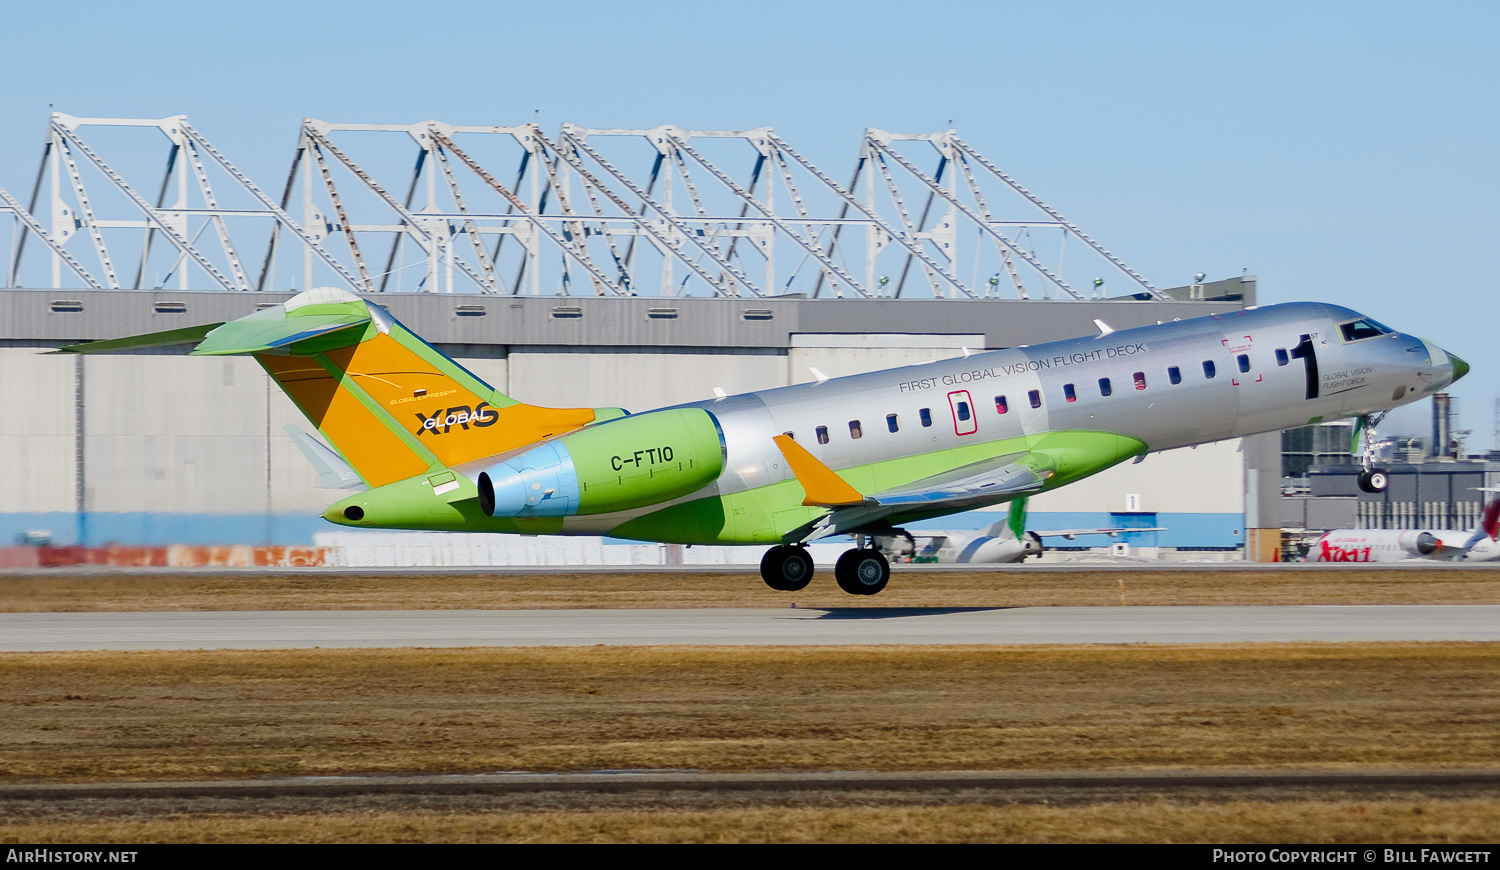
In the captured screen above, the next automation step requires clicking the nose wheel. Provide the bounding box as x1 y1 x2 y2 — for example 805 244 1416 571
1353 413 1390 493
760 545 813 591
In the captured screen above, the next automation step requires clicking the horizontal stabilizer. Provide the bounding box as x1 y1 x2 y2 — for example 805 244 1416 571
53 286 374 357
52 322 224 354
191 307 369 356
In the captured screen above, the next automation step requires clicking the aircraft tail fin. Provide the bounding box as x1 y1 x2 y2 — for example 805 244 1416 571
1455 494 1500 556
59 287 608 488
981 497 1028 541
1482 500 1500 541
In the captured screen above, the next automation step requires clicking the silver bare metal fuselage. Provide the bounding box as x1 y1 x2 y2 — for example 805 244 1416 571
560 302 1456 535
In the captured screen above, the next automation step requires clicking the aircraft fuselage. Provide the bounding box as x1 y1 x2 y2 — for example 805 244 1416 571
446 301 1457 544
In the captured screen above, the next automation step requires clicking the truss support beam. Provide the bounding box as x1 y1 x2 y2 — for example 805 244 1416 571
864 131 1085 301
0 182 104 289
767 132 973 298
947 133 1164 300
558 126 764 297
428 127 625 296
51 115 237 291
1 114 1165 303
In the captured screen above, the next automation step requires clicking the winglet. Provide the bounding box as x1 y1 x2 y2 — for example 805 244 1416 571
772 434 865 506
1007 495 1028 540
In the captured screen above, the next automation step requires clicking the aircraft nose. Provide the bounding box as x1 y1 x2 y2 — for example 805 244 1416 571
1449 351 1470 384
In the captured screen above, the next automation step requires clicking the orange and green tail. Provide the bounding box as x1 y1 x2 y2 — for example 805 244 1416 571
62 287 618 487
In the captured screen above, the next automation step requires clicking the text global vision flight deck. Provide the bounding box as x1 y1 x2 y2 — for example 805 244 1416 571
60 287 1467 594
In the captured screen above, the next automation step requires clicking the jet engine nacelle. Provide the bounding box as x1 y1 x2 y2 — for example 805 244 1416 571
474 407 726 518
1398 530 1440 557
953 529 1044 563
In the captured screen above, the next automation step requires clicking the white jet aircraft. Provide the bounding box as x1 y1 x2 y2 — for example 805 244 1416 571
875 498 1163 563
1310 497 1500 562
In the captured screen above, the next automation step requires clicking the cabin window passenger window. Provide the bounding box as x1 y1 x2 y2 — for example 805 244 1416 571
1028 390 1042 409
1133 372 1147 390
816 426 829 445
919 408 933 427
1237 354 1251 373
995 395 1009 414
1098 378 1112 397
1203 360 1216 379
1275 348 1289 366
1168 366 1182 385
849 420 862 439
886 414 899 433
1064 383 1077 402
783 431 795 440
957 402 971 422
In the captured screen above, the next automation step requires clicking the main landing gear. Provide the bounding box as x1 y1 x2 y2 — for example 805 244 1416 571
1354 412 1390 494
758 543 892 596
760 544 813 591
834 547 890 596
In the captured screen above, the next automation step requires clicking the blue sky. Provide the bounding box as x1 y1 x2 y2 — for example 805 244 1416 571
2 0 1495 440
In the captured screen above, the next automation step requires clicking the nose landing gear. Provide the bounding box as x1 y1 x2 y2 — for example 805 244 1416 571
1354 413 1390 493
1357 468 1390 494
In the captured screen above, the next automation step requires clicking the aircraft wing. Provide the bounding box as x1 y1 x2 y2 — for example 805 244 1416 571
772 436 1055 541
1034 527 1167 539
864 451 1054 512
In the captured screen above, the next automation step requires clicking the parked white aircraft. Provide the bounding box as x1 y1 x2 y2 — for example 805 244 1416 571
875 498 1163 563
1310 499 1500 562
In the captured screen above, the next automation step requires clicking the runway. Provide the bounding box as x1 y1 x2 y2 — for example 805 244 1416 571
3 605 1498 651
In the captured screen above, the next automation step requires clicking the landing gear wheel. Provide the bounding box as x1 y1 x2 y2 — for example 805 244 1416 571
834 548 890 596
760 545 813 591
1358 468 1390 493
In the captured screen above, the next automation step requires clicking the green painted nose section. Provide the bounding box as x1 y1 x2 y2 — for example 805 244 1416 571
1450 352 1469 384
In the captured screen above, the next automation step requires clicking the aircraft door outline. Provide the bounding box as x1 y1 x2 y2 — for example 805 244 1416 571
948 390 977 436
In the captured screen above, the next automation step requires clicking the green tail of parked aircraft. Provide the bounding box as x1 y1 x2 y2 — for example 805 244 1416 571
60 287 1467 594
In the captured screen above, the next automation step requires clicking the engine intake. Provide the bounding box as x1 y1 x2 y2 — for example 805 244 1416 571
1399 530 1440 556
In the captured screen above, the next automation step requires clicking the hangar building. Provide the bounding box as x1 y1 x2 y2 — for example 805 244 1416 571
0 115 1274 560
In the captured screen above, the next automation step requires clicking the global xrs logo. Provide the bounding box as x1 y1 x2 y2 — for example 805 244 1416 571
415 402 497 436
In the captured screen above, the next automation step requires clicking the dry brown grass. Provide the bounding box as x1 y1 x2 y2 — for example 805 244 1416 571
5 798 1499 843
2 643 1498 783
3 565 1499 612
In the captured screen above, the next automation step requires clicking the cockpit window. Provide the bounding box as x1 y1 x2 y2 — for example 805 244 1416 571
1339 319 1393 342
